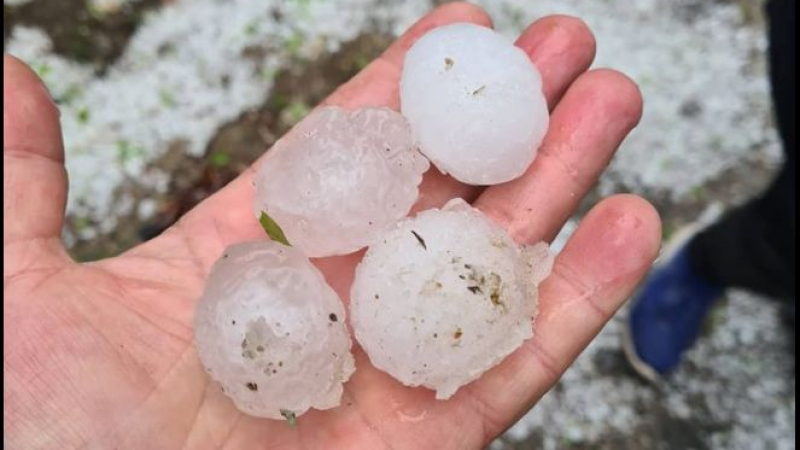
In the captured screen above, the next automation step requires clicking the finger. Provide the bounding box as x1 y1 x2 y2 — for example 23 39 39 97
516 15 596 111
3 54 70 276
463 195 661 444
475 69 644 245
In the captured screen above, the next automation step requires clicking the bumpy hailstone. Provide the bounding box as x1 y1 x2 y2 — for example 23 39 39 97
350 198 553 399
400 23 549 185
253 106 429 257
193 241 355 420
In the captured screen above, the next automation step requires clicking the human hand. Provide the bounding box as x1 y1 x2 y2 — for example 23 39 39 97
4 3 660 449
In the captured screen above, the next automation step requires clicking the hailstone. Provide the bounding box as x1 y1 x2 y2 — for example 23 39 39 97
193 241 355 420
400 23 549 185
349 198 553 399
253 106 429 257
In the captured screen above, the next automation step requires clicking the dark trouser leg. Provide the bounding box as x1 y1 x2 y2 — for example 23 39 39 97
687 0 796 301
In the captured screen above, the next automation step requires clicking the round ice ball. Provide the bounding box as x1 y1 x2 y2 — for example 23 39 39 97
349 198 553 399
193 241 355 420
400 23 549 185
254 106 429 257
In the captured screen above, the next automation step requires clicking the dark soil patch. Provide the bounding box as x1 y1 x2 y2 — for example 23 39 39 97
592 347 648 380
5 0 161 70
647 156 776 240
583 154 778 243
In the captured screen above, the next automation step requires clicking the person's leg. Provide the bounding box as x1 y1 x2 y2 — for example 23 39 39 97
625 0 795 379
689 0 795 301
689 164 795 300
766 0 796 156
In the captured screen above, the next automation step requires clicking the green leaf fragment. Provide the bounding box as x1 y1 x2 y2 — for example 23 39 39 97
353 53 370 70
208 152 231 168
270 93 290 110
72 216 91 232
58 85 83 105
285 101 310 124
244 21 258 36
77 107 90 124
116 140 146 164
86 3 106 20
280 409 297 427
159 89 177 108
284 33 305 56
260 67 278 82
259 211 291 246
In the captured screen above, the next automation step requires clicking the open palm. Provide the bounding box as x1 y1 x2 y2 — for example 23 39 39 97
4 4 661 449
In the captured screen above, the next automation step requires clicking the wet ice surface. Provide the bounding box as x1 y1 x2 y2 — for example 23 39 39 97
254 107 428 257
350 199 552 399
193 241 355 419
401 23 548 185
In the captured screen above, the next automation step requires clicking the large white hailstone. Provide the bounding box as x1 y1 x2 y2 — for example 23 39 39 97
253 107 429 257
193 241 355 420
400 23 549 185
350 198 553 399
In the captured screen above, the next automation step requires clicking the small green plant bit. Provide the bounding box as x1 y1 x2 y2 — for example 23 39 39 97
280 409 297 427
158 88 177 108
77 107 90 124
208 151 231 168
284 101 311 125
259 211 291 246
115 140 146 165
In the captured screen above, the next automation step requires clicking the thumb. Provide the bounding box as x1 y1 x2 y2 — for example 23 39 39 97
4 54 70 277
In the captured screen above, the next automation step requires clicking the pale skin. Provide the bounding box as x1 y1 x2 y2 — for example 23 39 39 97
4 3 662 449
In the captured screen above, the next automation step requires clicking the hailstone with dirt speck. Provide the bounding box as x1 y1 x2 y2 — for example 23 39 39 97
400 23 549 185
253 106 429 257
193 241 355 420
349 198 553 399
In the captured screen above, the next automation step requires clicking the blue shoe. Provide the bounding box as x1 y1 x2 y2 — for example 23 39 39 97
622 228 724 383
